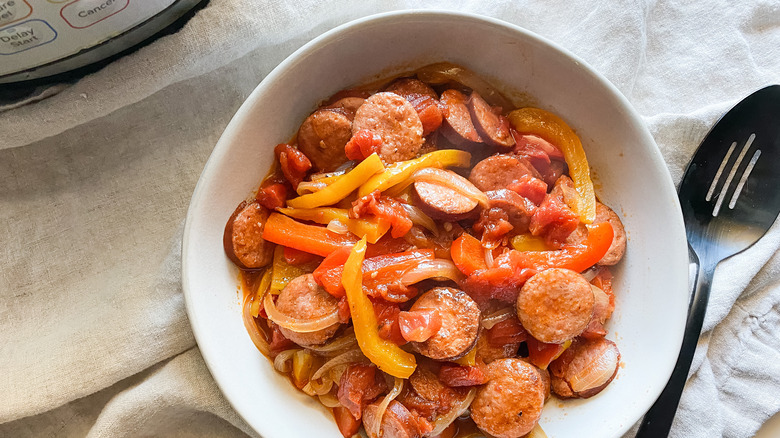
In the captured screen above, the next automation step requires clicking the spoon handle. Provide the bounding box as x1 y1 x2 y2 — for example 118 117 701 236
635 251 715 437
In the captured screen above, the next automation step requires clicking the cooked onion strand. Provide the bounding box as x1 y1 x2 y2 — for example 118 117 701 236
264 293 340 333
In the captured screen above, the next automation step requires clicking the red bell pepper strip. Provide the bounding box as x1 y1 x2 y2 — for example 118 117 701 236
517 222 614 272
262 212 358 257
526 336 571 370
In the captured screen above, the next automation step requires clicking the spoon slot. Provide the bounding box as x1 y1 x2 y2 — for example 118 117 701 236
709 133 757 217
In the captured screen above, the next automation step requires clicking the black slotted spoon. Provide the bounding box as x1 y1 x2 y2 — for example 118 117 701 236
636 84 780 437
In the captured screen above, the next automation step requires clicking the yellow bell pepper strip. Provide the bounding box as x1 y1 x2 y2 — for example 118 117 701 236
342 237 417 378
251 268 273 314
507 108 596 223
269 245 308 294
262 213 358 258
453 347 477 366
358 149 471 197
277 207 390 244
510 234 552 252
287 153 384 209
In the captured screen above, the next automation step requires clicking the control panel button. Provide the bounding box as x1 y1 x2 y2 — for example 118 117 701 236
60 0 129 29
0 19 56 55
0 0 33 27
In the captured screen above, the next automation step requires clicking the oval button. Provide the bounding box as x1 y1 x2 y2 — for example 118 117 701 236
0 19 57 55
60 0 129 29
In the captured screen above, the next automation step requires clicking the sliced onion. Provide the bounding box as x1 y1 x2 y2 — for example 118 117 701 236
307 329 357 354
318 392 342 408
412 168 489 209
401 204 438 235
264 292 340 333
326 219 350 235
372 377 404 438
526 425 549 438
310 348 366 382
568 343 620 393
296 180 328 195
581 266 600 282
484 246 495 268
307 377 334 396
481 307 514 329
415 62 514 110
429 388 477 436
273 348 301 373
400 259 464 285
242 292 271 357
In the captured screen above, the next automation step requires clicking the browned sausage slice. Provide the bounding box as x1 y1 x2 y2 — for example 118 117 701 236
595 203 626 265
440 89 483 145
324 96 365 118
410 287 481 361
297 109 352 172
385 77 438 100
223 200 274 269
352 92 424 163
485 189 537 232
468 92 515 148
516 268 594 344
275 274 341 346
362 400 422 438
471 358 546 438
549 337 620 399
414 169 481 221
469 154 542 192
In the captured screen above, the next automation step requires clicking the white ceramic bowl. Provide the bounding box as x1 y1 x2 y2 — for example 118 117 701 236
183 10 688 438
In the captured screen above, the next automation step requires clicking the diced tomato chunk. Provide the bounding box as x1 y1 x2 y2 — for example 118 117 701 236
333 406 361 438
268 324 295 356
407 95 443 135
351 191 413 238
529 186 579 247
274 143 312 188
256 183 288 210
398 309 442 343
507 174 548 206
345 130 383 161
462 250 536 306
486 317 528 346
374 301 406 345
337 363 387 420
438 364 488 387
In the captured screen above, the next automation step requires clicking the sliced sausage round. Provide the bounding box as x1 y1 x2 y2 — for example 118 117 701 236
275 274 341 346
297 109 352 172
485 189 537 232
468 92 515 148
516 268 594 344
410 287 481 361
362 400 421 438
471 358 546 438
223 200 274 269
595 203 627 265
475 331 519 364
385 77 438 100
324 96 365 118
549 337 620 399
469 154 542 192
440 89 483 145
414 169 481 221
352 92 424 163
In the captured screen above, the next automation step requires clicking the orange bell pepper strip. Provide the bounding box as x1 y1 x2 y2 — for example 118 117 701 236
277 207 391 244
527 336 572 370
517 222 614 272
262 212 358 257
507 108 596 223
450 233 487 276
342 237 417 379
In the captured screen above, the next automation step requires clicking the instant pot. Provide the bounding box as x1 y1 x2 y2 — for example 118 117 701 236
0 0 207 84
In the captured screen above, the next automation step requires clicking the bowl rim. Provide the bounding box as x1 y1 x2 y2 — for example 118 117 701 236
182 9 687 438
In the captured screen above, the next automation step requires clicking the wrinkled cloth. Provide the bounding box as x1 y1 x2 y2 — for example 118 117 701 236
1 0 779 437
